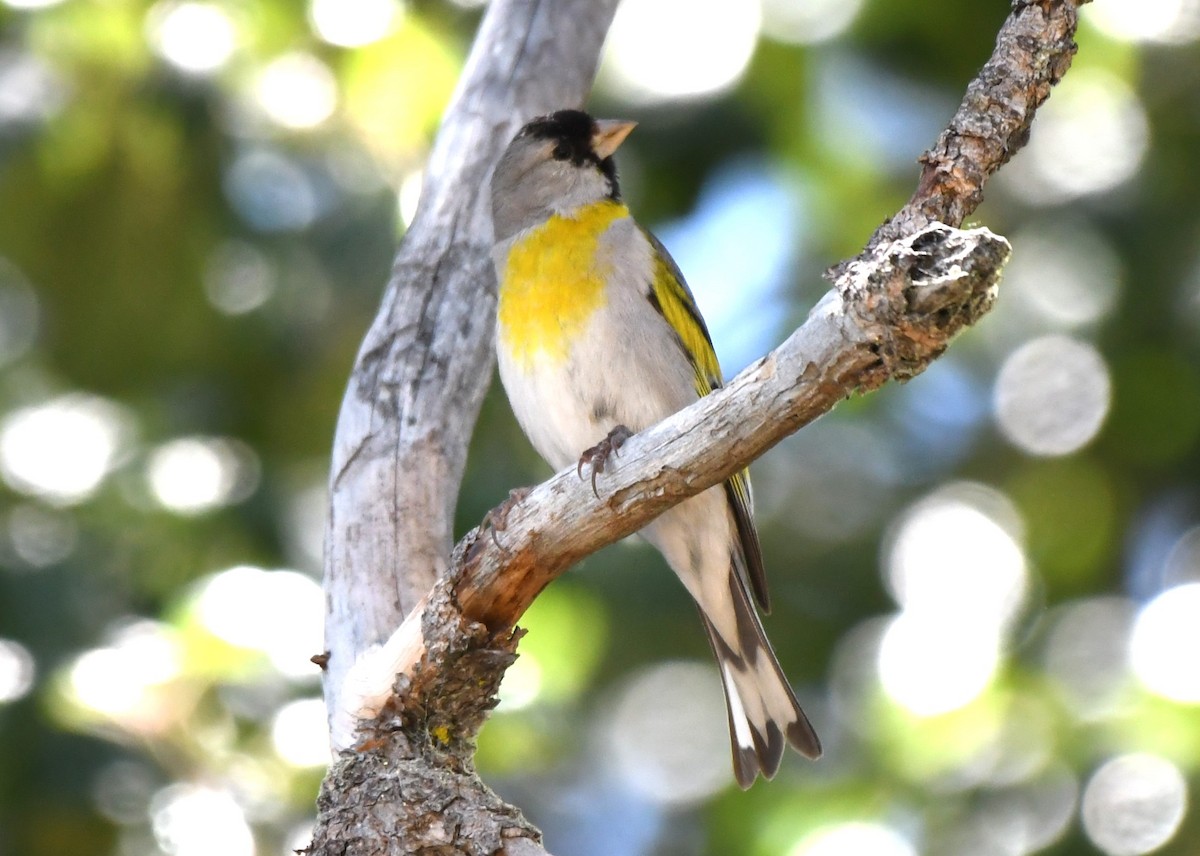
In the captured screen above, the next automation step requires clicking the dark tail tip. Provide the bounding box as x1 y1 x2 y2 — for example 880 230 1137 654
787 713 823 760
733 744 758 790
753 719 786 779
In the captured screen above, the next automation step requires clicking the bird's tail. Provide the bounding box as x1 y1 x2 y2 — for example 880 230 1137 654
699 570 822 789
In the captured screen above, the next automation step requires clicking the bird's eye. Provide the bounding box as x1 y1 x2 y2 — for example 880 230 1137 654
551 142 572 161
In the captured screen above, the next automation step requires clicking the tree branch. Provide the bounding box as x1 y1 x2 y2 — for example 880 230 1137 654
313 1 1089 853
870 0 1083 247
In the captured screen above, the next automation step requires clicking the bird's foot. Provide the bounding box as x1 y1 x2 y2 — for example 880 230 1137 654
481 486 533 551
577 425 633 498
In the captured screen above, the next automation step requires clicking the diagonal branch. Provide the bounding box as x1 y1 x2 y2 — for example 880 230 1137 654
870 0 1084 247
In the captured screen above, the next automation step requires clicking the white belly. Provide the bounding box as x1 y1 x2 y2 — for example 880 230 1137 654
496 296 697 473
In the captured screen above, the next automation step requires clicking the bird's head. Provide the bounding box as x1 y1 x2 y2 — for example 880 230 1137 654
491 109 636 242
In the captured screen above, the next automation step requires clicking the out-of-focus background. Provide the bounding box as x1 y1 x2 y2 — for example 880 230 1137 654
0 0 1197 853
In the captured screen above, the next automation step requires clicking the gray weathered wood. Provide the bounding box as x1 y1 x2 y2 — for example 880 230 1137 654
322 0 620 733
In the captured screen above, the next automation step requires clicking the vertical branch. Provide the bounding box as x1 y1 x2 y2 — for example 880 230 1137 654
322 0 620 729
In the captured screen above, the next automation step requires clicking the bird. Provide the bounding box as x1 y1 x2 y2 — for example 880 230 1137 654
489 109 821 788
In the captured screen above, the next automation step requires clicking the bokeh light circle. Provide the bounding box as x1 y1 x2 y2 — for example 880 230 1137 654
146 1 237 74
0 638 35 703
1081 754 1187 856
255 52 338 130
146 436 260 515
224 148 319 232
7 502 78 567
203 240 276 315
1042 597 1136 720
1088 0 1200 44
1129 583 1200 702
272 697 331 767
601 0 761 103
1003 70 1148 204
0 394 131 505
151 784 255 856
885 485 1026 622
1003 222 1121 328
761 0 864 44
605 660 730 804
310 0 401 48
994 336 1111 456
878 610 1000 716
788 821 916 856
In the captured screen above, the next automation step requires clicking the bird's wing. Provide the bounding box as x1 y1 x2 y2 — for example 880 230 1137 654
640 228 770 612
641 229 721 398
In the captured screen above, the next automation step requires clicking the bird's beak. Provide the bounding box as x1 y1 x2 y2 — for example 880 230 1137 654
591 119 637 159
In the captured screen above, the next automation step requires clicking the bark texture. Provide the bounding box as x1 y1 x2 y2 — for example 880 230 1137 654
314 1 1090 854
314 580 532 854
875 0 1084 244
322 0 620 733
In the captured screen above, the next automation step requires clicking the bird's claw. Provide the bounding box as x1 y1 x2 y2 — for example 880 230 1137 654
577 425 633 498
481 486 532 551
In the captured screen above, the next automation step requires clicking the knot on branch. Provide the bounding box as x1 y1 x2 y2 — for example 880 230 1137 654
841 223 1010 389
307 579 536 856
378 577 523 759
309 741 541 856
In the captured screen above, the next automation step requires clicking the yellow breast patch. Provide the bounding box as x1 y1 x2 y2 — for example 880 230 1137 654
498 200 629 369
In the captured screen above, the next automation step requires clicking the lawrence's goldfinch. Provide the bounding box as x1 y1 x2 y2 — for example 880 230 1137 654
490 109 821 787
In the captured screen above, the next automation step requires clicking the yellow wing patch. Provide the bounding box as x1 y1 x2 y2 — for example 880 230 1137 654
645 236 722 398
643 228 771 610
498 200 629 369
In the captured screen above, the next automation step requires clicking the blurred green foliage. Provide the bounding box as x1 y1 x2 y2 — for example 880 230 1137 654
1 1 1199 855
